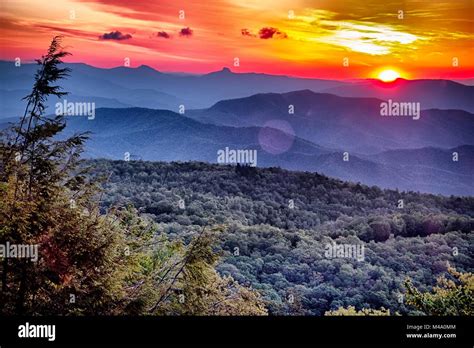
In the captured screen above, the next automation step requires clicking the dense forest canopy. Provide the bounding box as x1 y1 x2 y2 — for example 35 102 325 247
89 160 474 315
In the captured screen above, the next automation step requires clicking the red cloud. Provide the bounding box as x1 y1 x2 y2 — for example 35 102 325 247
258 27 287 39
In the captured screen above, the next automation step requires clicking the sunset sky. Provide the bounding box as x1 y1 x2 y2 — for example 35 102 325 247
1 0 473 79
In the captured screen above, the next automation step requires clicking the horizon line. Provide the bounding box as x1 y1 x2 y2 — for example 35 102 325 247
1 60 474 82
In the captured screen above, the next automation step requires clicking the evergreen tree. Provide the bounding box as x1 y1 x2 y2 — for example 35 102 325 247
0 36 138 314
0 36 267 316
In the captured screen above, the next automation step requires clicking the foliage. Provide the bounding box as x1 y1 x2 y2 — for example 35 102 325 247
0 37 266 316
87 160 473 315
325 306 391 316
405 266 473 315
152 225 267 315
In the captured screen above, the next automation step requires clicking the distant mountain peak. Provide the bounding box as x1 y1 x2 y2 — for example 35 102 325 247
283 89 315 96
137 64 159 72
206 67 234 76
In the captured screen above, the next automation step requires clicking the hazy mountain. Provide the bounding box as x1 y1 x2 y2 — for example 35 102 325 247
3 61 472 119
188 90 474 154
453 78 474 86
61 64 345 107
0 89 132 117
0 61 347 117
56 107 473 196
0 62 196 117
2 58 472 195
367 145 474 175
1 105 472 195
323 78 474 113
285 148 474 196
59 107 332 166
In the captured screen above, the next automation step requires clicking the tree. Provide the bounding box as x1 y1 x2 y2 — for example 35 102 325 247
405 266 473 315
0 37 149 315
369 219 391 242
0 37 267 316
148 225 267 315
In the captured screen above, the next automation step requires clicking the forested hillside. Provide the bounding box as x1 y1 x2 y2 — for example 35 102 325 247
90 160 474 315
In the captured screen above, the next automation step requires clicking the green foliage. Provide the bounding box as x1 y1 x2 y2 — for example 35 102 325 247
0 36 114 315
87 160 473 315
0 37 267 316
325 305 391 316
405 266 473 315
150 226 267 315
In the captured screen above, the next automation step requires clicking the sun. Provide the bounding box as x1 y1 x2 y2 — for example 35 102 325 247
377 69 401 82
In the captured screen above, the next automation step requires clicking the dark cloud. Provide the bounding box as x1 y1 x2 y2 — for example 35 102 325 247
157 31 170 39
99 31 132 40
258 27 287 39
241 28 256 37
179 27 193 37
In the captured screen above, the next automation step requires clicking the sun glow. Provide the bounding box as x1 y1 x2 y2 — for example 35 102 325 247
377 69 401 82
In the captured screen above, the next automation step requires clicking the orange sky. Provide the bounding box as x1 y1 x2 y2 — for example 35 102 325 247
1 0 473 79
